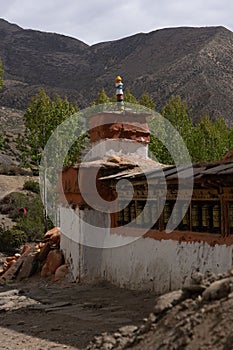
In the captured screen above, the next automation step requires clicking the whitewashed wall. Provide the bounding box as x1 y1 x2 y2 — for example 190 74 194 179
87 139 148 160
60 207 233 293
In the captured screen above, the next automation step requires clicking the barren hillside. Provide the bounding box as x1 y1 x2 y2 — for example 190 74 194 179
0 19 233 125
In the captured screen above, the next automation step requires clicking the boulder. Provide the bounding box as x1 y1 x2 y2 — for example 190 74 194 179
41 249 63 277
191 271 204 285
17 251 38 280
54 264 69 281
38 242 50 261
154 290 185 314
43 227 60 246
21 244 31 255
202 278 232 301
41 263 50 277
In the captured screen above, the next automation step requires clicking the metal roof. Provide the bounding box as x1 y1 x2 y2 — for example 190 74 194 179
100 159 233 183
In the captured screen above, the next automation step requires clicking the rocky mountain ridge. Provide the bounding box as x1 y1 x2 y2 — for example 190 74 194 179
0 19 233 125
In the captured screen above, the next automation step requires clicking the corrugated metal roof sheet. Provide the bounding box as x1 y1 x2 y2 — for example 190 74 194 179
200 163 233 175
100 159 233 182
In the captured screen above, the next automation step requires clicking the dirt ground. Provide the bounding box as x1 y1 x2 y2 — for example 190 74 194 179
2 275 233 350
0 276 155 350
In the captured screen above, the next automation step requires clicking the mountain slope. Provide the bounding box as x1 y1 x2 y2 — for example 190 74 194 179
0 19 233 125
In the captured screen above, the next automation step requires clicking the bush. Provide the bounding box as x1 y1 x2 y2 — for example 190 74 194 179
0 192 52 242
0 226 27 253
23 180 40 194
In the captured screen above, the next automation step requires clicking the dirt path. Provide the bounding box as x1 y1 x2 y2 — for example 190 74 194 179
0 277 155 350
0 175 30 199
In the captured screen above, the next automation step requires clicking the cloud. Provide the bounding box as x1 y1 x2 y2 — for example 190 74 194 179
0 0 233 44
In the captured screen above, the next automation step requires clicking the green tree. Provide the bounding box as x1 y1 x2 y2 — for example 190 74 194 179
192 115 231 162
93 88 110 104
139 92 155 110
160 95 194 164
228 127 233 151
0 58 3 90
99 88 110 103
124 90 138 104
17 89 87 167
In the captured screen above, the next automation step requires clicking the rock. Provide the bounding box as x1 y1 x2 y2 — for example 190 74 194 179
6 259 16 269
148 312 157 323
118 325 138 336
205 272 217 283
21 244 31 255
43 227 61 246
41 249 63 277
41 263 50 277
0 247 36 283
6 256 16 262
102 334 117 346
102 343 114 350
38 242 51 261
17 251 38 280
0 289 39 311
0 289 19 297
191 271 204 284
54 264 69 281
202 278 232 301
154 290 184 314
183 284 206 294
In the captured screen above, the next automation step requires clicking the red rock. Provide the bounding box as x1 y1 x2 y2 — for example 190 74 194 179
41 263 50 277
21 244 30 255
38 242 50 261
43 227 61 246
54 264 69 281
41 249 63 277
6 256 15 262
7 259 16 268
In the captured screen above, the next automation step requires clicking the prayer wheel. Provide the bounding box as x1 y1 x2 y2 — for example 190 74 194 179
180 203 189 230
163 203 171 225
135 202 143 226
143 204 151 225
202 204 210 230
124 205 130 224
212 204 220 230
130 201 136 221
229 203 233 232
192 204 200 231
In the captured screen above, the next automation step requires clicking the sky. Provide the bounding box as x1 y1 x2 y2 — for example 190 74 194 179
1 0 233 45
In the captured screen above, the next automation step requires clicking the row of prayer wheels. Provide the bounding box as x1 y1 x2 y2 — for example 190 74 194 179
117 201 233 234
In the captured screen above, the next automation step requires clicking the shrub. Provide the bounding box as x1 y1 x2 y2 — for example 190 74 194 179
0 226 27 253
0 192 53 242
23 180 40 194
